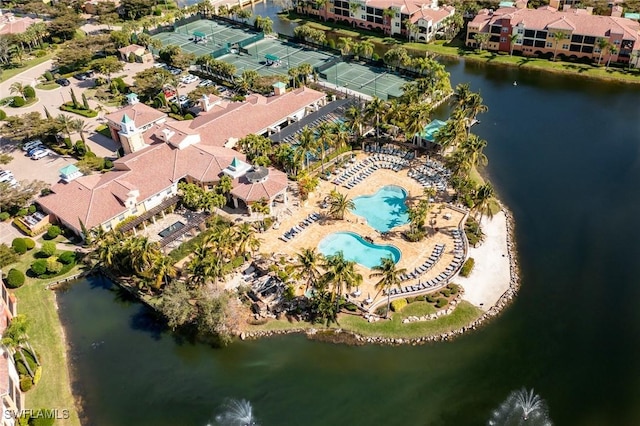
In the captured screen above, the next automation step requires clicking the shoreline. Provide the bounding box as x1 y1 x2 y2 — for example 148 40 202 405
52 290 86 426
241 202 521 345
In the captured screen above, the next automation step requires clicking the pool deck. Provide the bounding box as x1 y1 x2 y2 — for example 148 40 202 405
259 152 467 309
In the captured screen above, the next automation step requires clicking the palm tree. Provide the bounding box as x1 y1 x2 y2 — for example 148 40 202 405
509 33 519 56
552 31 565 61
370 256 406 318
328 189 354 220
9 82 25 100
316 121 336 173
357 40 374 59
596 38 609 66
256 16 274 35
71 118 89 144
124 236 162 275
473 33 490 51
234 222 261 259
453 83 472 110
606 45 618 69
459 134 488 171
145 255 177 291
337 37 353 57
473 182 495 222
322 251 362 312
403 103 431 144
296 126 317 170
56 114 74 141
344 104 367 149
364 96 387 141
293 247 324 289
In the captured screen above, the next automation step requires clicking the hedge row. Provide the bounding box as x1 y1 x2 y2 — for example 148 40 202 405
60 103 98 118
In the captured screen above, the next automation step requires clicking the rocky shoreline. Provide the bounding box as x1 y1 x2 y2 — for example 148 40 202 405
241 206 521 346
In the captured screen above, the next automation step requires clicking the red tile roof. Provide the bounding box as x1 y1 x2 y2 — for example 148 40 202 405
230 167 289 203
104 103 166 129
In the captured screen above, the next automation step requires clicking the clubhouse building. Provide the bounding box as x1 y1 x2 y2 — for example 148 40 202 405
297 0 455 42
37 86 326 237
466 0 640 64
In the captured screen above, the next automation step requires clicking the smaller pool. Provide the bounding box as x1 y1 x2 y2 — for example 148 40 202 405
158 221 185 238
352 185 409 232
318 232 401 269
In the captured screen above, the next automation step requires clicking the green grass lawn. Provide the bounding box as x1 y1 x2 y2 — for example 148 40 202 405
245 301 483 340
11 267 83 426
36 82 60 90
1 52 55 82
417 41 640 84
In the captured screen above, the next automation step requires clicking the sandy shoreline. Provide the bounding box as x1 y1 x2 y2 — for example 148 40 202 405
457 210 512 310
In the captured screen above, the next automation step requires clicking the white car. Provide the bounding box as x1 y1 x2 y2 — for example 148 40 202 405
198 79 213 87
182 74 198 84
22 140 43 151
31 149 51 160
0 170 14 183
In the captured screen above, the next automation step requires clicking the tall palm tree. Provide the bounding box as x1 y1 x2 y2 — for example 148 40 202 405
596 38 609 66
509 33 519 56
337 37 353 57
473 182 495 222
606 45 618 69
370 256 406 318
234 222 261 259
56 114 74 141
344 105 366 149
124 236 162 275
71 118 89 144
322 251 362 311
316 121 336 173
459 133 488 170
293 247 324 290
145 255 177 291
453 83 472 110
364 96 387 141
328 189 354 220
9 82 25 100
357 39 374 59
403 103 431 144
552 31 565 61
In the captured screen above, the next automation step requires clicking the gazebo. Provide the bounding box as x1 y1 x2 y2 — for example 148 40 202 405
193 31 207 43
230 166 289 215
416 119 447 147
265 54 281 66
59 164 83 183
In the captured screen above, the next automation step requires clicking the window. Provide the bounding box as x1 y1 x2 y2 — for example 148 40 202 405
517 28 524 34
500 37 506 43
104 223 112 231
562 44 569 49
546 42 553 48
614 39 620 45
165 189 172 195
502 27 509 33
395 22 400 27
594 47 601 53
361 15 365 19
118 214 125 221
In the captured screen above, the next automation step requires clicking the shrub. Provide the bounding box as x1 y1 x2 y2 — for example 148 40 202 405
29 412 55 426
33 366 42 385
40 241 56 257
0 212 9 221
425 294 437 303
23 238 35 250
30 259 47 276
6 269 25 288
405 296 417 304
460 258 475 277
0 244 18 268
46 225 61 239
60 103 98 118
12 96 25 107
184 113 194 120
19 377 33 392
446 283 459 294
16 208 27 217
103 159 113 169
23 86 36 99
113 77 127 93
343 302 358 312
440 289 451 297
58 251 75 265
46 257 63 274
390 298 407 312
44 71 53 81
12 238 27 254
0 109 6 120
435 297 448 308
12 218 34 236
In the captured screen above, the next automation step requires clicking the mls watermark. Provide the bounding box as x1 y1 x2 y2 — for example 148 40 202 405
5 409 70 420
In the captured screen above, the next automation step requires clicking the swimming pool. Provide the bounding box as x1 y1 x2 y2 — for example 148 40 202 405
352 185 409 232
317 232 401 268
158 221 185 238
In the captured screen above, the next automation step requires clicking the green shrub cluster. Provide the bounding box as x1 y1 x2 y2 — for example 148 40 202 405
12 218 35 236
12 238 27 254
23 86 36 99
30 259 47 276
460 258 475 277
58 251 75 264
6 268 25 288
0 244 18 268
446 283 459 294
12 96 25 107
435 297 448 308
24 238 35 250
40 241 57 257
60 103 98 117
46 225 61 239
0 109 6 120
46 257 63 274
390 298 407 312
0 212 8 221
43 71 53 81
19 376 32 392
464 218 484 246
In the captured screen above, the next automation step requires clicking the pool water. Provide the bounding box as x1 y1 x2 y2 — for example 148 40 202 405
317 232 401 268
352 185 409 232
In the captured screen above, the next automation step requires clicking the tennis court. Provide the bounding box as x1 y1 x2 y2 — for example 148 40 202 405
151 20 263 57
218 38 336 77
320 62 410 100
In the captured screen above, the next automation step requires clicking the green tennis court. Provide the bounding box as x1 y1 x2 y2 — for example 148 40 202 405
321 62 410 99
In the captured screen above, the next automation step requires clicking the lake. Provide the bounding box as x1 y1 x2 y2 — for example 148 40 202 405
57 55 640 426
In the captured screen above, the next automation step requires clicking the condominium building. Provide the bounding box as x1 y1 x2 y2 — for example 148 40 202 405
0 279 21 426
466 1 640 64
297 0 454 42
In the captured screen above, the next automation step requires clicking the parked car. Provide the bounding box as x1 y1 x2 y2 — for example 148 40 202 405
176 95 190 107
22 140 43 151
27 147 46 157
169 67 181 75
182 74 198 84
73 72 88 81
31 149 51 160
198 79 213 87
0 170 14 183
55 78 70 86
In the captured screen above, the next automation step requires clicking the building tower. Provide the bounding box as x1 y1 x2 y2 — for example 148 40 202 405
118 114 145 154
